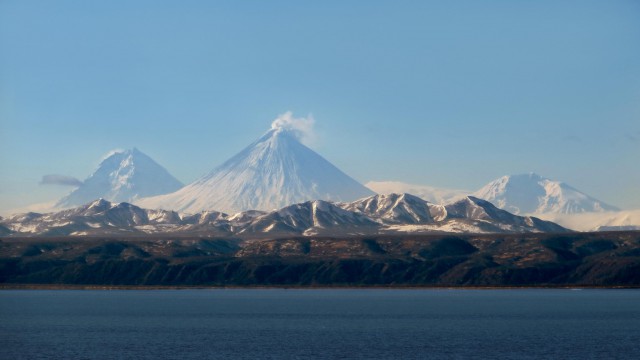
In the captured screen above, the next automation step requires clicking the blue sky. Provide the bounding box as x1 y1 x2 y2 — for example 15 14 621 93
1 0 639 213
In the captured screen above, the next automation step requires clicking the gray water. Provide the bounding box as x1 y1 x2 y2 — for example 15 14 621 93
1 289 639 359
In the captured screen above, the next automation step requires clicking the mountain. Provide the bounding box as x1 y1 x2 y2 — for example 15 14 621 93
1 194 569 237
340 193 441 224
238 200 379 236
136 126 374 214
442 196 567 233
535 209 640 232
365 181 468 204
55 148 183 208
344 194 567 234
2 199 180 236
473 173 619 215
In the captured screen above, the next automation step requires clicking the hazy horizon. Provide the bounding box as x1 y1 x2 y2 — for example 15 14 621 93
1 1 639 213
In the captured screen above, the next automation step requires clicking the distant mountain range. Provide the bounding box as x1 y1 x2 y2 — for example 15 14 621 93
0 193 567 237
368 173 619 215
56 148 184 208
9 119 633 233
367 173 630 231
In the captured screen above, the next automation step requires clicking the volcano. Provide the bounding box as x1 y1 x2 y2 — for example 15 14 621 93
474 173 619 214
55 148 183 208
136 124 374 213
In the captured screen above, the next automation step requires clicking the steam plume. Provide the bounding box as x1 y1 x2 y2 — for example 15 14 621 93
270 111 315 144
40 174 83 187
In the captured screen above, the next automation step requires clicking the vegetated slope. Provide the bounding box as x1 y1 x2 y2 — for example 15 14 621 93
1 232 639 287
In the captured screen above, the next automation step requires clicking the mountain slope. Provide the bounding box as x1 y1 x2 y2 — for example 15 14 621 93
239 200 379 235
443 196 567 233
136 127 374 214
340 193 439 224
56 148 183 208
3 199 182 236
474 173 618 215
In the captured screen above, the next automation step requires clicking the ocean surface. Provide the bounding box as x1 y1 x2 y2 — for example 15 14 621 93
1 289 639 359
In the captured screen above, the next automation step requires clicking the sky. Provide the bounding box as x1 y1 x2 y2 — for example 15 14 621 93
1 0 639 213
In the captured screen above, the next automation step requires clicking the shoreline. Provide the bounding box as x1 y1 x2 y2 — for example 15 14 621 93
2 284 639 290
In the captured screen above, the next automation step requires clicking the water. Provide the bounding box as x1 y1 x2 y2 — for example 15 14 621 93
1 289 639 359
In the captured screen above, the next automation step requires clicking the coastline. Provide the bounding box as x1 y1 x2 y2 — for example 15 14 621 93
3 233 640 288
2 284 639 290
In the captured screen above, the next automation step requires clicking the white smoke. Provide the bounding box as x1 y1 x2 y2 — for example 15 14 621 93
270 111 315 144
100 148 125 162
40 174 83 187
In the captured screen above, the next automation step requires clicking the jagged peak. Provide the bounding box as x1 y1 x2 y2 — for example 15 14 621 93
354 192 430 204
2 195 571 236
464 195 493 206
87 198 112 209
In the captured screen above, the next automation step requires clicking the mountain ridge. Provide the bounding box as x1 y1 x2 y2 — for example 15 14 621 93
368 173 620 215
1 193 569 237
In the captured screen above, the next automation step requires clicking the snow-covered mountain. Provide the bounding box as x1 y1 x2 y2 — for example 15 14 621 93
55 148 183 208
239 200 379 236
136 125 374 214
3 199 182 236
341 193 566 234
368 173 620 216
366 174 635 231
442 196 566 233
535 210 640 232
340 193 440 224
1 194 568 237
473 173 619 215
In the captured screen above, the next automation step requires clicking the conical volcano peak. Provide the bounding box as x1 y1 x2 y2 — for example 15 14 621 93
268 127 302 143
268 111 315 144
55 148 183 208
136 114 374 214
258 127 300 146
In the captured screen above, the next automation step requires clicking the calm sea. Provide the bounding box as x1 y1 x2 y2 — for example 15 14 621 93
1 289 639 359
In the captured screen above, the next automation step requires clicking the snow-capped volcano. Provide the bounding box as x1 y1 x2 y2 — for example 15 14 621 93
136 125 374 214
55 148 183 208
474 173 619 215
